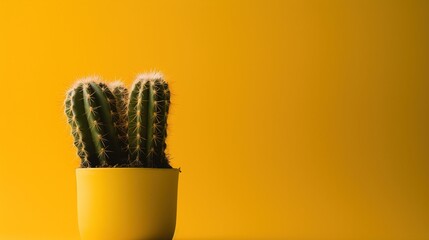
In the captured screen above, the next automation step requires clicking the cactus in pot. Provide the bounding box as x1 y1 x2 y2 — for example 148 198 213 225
66 73 179 240
64 78 128 167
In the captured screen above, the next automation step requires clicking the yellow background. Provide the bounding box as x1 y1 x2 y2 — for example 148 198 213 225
0 0 428 239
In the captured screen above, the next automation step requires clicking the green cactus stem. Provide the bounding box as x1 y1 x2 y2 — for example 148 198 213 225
128 72 172 168
109 81 129 162
65 78 127 167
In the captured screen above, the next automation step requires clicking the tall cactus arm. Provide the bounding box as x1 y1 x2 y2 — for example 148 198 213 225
128 72 172 168
145 80 156 167
83 82 123 166
65 85 99 167
128 80 150 166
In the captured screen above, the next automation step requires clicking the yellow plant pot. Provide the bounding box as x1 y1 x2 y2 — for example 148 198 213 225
76 168 180 240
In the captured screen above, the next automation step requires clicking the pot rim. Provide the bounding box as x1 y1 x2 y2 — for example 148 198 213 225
76 167 181 172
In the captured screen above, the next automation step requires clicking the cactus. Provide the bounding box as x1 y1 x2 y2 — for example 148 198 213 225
65 73 174 168
65 78 128 167
109 81 129 162
128 72 172 168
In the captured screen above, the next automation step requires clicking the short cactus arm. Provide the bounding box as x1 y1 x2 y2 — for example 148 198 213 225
100 82 128 165
110 82 129 162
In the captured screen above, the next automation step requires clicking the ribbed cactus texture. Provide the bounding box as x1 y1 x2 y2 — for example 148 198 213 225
65 73 174 168
128 72 172 168
65 78 128 167
109 81 129 158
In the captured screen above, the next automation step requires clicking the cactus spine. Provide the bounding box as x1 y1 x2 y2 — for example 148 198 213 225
128 72 172 168
65 78 128 167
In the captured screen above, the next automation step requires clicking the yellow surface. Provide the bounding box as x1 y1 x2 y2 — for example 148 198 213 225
0 0 428 239
76 168 179 240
